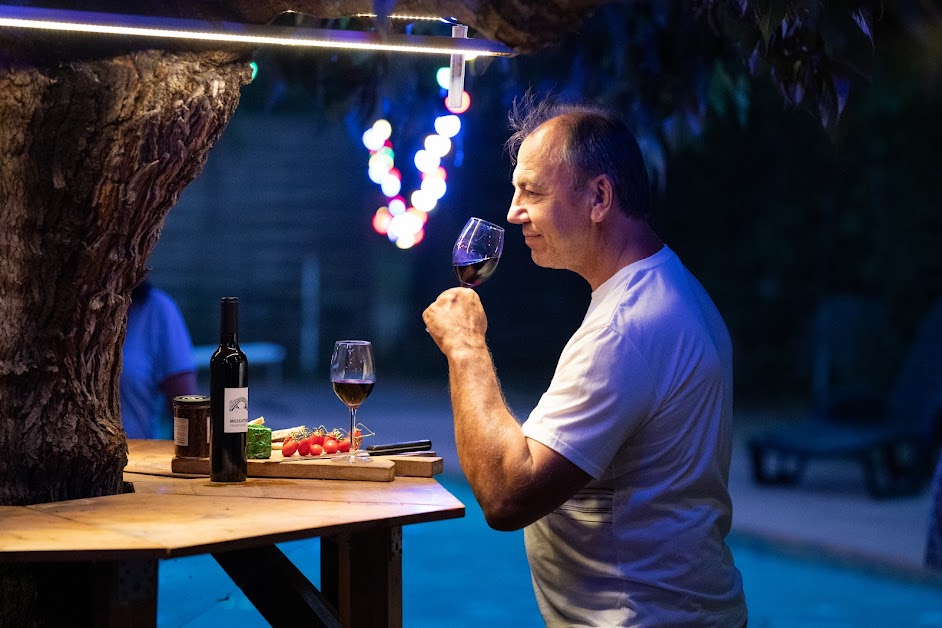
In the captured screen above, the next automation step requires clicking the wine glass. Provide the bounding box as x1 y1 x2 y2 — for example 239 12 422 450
453 217 505 287
329 340 376 464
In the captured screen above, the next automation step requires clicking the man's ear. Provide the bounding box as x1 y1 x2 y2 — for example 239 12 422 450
588 174 615 223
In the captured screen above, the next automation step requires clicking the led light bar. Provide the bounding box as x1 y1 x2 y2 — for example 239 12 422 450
353 14 455 23
0 5 516 57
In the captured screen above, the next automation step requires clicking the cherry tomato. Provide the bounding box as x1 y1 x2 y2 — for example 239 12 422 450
282 438 299 457
298 437 311 456
310 432 325 447
338 438 351 453
323 438 339 454
310 443 324 457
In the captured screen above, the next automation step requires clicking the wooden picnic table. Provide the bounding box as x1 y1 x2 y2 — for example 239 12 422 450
0 440 465 627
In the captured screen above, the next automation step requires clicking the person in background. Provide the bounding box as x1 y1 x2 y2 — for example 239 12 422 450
121 278 198 439
422 98 747 626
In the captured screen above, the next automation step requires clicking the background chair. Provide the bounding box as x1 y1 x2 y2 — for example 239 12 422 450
749 295 942 498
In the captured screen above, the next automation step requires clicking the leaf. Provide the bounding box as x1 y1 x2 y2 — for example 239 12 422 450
850 9 874 49
757 0 788 45
749 42 763 74
832 73 851 117
816 73 837 130
788 78 805 105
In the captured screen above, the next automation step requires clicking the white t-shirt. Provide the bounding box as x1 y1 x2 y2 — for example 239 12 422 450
522 246 747 627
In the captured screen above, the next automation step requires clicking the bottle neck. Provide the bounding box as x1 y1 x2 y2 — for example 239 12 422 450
219 297 239 345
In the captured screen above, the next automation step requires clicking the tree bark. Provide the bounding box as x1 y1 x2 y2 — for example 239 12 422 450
0 41 251 623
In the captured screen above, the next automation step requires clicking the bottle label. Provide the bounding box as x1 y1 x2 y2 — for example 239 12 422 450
173 417 189 446
223 387 249 433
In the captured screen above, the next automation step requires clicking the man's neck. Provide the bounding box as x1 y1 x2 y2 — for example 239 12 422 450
582 220 663 291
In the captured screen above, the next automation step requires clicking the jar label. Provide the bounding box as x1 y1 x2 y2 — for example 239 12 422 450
223 387 249 433
174 416 189 446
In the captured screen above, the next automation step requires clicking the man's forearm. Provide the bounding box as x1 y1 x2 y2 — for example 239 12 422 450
446 344 536 527
423 287 588 529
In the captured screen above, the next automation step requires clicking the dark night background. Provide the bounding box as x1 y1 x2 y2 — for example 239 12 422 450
148 8 942 411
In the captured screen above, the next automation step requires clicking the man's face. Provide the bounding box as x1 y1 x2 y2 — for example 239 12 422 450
507 120 592 272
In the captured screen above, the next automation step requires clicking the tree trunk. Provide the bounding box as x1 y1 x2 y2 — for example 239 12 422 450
0 42 250 623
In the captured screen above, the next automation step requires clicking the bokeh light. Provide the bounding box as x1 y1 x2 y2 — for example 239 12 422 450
372 207 392 235
380 173 402 197
422 166 447 181
413 149 441 173
435 67 451 90
372 119 392 141
421 176 447 200
444 91 471 114
408 208 429 225
434 115 461 138
388 197 407 215
362 128 385 152
411 189 437 212
424 134 452 158
369 151 394 173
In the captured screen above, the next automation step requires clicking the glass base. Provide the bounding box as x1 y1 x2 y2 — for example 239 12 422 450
332 451 373 464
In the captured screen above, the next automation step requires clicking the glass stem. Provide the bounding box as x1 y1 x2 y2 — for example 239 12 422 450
349 406 358 452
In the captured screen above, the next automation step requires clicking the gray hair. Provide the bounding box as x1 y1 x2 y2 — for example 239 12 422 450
506 96 652 224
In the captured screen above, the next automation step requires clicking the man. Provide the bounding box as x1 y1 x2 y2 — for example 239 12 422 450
423 99 747 626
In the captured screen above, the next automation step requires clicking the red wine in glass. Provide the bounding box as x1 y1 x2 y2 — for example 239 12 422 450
332 380 375 407
329 340 376 463
454 257 501 287
453 218 504 288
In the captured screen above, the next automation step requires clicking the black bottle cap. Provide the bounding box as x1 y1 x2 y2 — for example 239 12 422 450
220 297 239 336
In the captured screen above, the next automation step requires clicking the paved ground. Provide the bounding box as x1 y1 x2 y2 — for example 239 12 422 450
249 377 935 572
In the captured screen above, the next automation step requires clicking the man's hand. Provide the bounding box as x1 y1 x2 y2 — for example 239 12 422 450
422 286 592 531
422 287 488 356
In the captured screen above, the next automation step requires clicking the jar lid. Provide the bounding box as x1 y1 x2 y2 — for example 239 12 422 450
173 395 210 404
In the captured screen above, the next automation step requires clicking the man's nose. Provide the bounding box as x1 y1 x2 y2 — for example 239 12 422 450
507 199 526 224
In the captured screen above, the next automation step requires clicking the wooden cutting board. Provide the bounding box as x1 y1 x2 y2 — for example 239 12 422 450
172 454 395 482
169 451 443 481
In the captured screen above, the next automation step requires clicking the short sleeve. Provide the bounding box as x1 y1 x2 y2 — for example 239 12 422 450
150 292 196 385
522 324 656 479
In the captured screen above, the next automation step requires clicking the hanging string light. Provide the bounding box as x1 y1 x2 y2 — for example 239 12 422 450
364 64 468 249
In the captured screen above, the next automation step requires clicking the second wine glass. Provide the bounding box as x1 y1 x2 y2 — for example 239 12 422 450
329 340 376 464
453 217 505 288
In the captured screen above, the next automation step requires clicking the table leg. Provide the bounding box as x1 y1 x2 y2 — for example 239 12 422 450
93 559 158 627
321 526 403 628
213 545 341 627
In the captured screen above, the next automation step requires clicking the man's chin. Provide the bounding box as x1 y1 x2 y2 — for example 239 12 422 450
529 251 555 269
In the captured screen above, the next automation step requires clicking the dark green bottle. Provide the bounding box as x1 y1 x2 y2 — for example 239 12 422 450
210 297 248 482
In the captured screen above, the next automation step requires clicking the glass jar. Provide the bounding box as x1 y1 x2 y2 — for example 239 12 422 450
173 395 210 458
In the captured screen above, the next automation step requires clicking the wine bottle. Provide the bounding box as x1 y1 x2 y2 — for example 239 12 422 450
210 296 248 482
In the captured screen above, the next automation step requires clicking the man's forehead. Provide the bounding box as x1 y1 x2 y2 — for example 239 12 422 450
513 122 565 183
511 165 534 186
